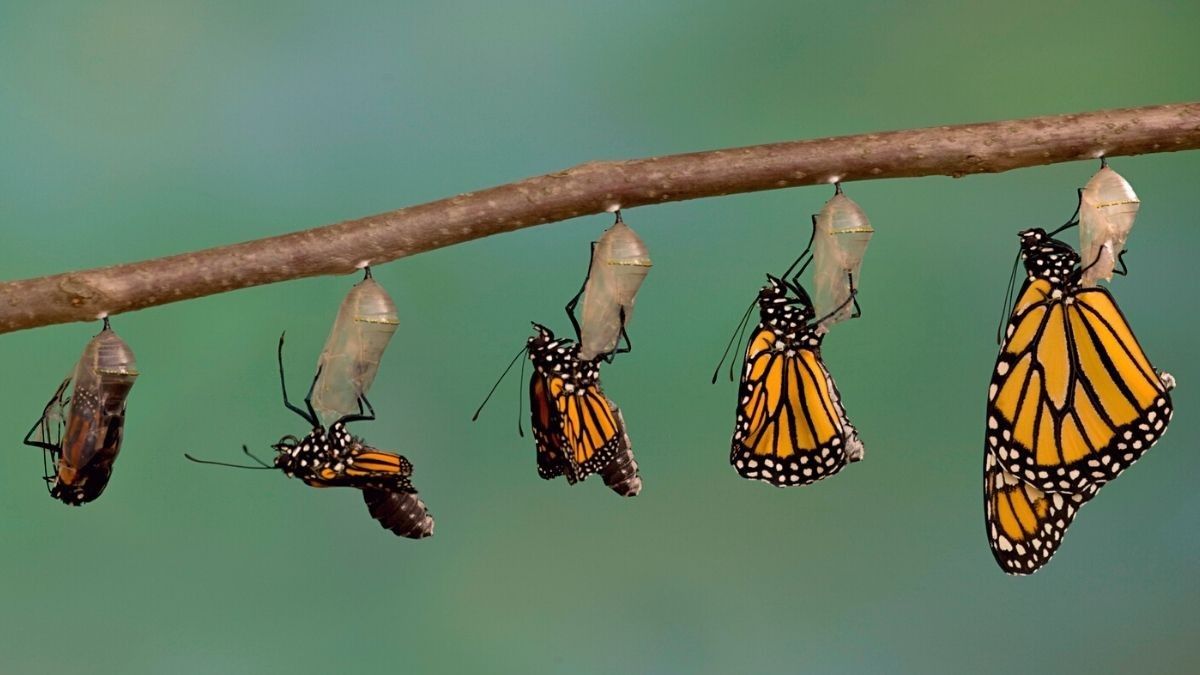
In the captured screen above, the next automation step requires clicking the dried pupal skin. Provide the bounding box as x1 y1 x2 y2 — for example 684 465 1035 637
1079 166 1139 286
56 325 138 503
578 216 653 361
812 192 873 329
312 277 399 424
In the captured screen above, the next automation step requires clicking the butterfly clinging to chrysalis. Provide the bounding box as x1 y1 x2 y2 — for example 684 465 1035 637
716 186 871 487
984 219 1174 574
474 211 646 497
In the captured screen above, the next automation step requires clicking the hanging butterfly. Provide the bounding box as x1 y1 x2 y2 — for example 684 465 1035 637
22 319 138 505
987 227 1174 495
525 322 641 495
718 272 864 487
188 334 434 539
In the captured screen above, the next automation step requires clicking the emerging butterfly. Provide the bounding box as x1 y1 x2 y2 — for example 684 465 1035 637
526 323 641 495
987 227 1174 496
22 319 138 505
724 274 864 487
188 335 434 539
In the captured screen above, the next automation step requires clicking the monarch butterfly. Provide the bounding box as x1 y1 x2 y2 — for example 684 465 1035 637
311 267 400 424
567 211 653 361
983 450 1095 574
1078 162 1139 287
23 319 138 505
727 275 864 487
188 335 434 539
526 322 640 495
987 228 1174 496
811 186 874 330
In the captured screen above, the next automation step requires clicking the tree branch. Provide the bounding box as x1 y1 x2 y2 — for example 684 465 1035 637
3 102 1198 335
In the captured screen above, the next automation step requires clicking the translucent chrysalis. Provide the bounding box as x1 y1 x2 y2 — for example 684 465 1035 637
311 269 399 424
1079 164 1139 287
23 319 139 505
575 212 653 361
812 186 873 330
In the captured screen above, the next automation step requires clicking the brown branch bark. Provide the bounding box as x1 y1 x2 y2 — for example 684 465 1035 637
2 102 1199 335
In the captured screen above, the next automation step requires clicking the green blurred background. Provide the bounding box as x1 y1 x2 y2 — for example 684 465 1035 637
2 2 1198 673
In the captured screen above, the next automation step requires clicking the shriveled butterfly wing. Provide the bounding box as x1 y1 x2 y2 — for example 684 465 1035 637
529 372 572 481
550 378 623 482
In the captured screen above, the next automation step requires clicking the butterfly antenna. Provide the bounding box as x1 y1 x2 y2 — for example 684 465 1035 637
241 445 274 468
516 352 527 438
184 452 275 470
712 298 757 384
996 248 1021 345
472 344 529 421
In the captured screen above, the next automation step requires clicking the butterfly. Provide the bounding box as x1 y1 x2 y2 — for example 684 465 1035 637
987 228 1174 496
188 335 434 539
526 322 640 495
22 320 138 506
728 275 864 487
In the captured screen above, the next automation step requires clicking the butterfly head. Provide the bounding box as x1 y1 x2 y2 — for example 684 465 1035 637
1017 228 1081 285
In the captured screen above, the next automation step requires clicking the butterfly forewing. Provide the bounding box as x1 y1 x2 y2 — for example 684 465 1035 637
988 276 1173 494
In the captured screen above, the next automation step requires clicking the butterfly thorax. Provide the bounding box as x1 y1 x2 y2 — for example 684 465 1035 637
757 278 822 351
273 422 354 481
1018 228 1081 290
528 326 599 395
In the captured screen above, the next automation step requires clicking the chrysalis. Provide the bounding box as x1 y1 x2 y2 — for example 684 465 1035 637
1079 164 1139 287
23 319 139 505
812 187 873 330
311 269 399 424
575 212 652 361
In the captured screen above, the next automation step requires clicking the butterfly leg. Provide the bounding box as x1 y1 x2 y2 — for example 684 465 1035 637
337 395 377 425
1114 249 1129 276
848 272 863 319
564 241 598 343
781 215 817 283
277 333 319 427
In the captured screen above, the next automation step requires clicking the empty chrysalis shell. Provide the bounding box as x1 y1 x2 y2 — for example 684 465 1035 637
578 215 653 361
312 275 399 424
52 323 138 503
812 190 874 329
1079 165 1139 286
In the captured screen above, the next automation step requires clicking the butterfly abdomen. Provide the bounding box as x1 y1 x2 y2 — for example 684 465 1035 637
362 486 435 539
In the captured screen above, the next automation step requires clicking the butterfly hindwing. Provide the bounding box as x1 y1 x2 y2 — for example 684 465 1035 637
984 451 1094 575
